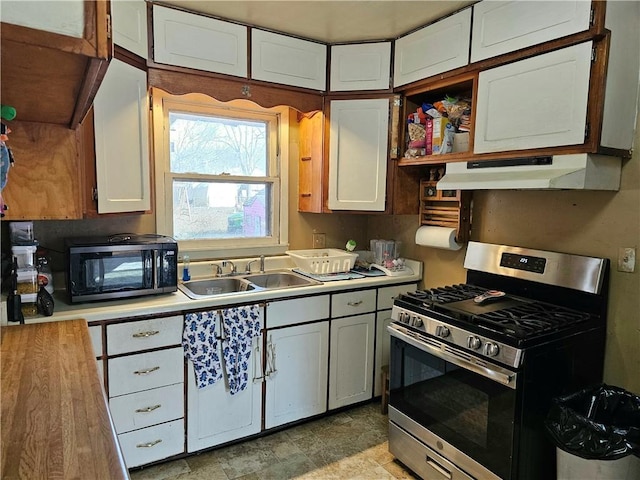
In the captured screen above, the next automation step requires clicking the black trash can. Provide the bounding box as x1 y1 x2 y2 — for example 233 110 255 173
545 384 640 479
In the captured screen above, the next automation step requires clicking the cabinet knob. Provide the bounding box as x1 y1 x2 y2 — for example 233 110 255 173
135 404 161 413
136 439 162 448
347 300 363 307
132 330 160 338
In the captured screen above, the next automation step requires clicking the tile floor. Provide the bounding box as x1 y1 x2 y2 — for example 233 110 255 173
130 401 419 480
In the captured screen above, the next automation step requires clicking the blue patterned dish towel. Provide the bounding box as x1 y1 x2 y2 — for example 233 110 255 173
221 305 262 394
183 305 263 394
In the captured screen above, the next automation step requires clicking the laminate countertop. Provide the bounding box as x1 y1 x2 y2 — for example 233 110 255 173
1 319 129 480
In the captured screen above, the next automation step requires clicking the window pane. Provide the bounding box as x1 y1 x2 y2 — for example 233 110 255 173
173 180 271 240
169 112 267 176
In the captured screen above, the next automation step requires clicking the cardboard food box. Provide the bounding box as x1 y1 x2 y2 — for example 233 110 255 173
432 118 452 154
452 132 470 153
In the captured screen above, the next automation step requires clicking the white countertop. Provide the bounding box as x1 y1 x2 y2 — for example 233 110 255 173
2 260 421 325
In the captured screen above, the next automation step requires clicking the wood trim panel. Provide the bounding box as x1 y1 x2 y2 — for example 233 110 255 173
148 66 323 113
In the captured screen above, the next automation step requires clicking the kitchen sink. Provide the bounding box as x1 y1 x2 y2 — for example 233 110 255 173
179 270 320 299
243 271 321 289
179 277 256 300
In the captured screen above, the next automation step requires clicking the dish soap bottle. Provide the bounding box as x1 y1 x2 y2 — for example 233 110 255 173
182 255 191 281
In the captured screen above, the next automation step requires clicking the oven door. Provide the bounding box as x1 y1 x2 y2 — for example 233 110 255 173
388 324 518 480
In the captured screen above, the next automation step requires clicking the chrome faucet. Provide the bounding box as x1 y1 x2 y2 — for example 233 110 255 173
214 260 236 277
245 255 265 274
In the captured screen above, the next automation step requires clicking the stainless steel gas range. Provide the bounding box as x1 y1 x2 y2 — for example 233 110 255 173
387 242 609 480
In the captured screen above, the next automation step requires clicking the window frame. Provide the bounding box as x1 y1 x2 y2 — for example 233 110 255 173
152 89 289 260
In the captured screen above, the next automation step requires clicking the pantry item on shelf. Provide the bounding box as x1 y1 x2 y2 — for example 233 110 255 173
36 249 54 295
16 268 38 295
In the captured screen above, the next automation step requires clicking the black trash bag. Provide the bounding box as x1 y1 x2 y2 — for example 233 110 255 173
37 286 54 316
545 383 640 460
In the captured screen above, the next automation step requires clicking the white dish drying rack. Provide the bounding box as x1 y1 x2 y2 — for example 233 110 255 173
286 249 358 274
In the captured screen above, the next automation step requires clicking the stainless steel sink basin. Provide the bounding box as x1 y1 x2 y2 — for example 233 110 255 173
244 271 321 289
179 277 256 300
179 270 320 299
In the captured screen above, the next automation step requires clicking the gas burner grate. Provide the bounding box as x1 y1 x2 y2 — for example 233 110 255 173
407 284 486 304
473 303 591 339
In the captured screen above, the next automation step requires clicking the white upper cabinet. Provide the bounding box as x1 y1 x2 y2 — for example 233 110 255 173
471 1 592 63
153 5 248 77
251 29 327 90
474 42 592 154
93 58 151 213
328 98 389 211
1 0 85 37
393 8 471 88
111 0 148 58
330 42 391 91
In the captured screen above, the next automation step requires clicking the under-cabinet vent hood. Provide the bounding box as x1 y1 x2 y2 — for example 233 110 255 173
437 154 622 191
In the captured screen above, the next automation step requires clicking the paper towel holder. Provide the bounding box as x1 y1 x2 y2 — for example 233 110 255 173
419 179 472 243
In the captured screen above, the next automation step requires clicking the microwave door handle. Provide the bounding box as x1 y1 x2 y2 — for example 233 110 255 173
388 325 517 389
152 250 158 290
97 257 105 290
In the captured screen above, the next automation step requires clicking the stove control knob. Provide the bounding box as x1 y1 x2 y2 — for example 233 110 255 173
467 336 482 350
398 312 408 324
435 325 450 338
411 316 423 327
484 342 500 357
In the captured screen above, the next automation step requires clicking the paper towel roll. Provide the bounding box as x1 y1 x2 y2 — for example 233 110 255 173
415 226 462 250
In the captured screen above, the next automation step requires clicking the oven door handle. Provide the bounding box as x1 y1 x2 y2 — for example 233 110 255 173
388 325 517 389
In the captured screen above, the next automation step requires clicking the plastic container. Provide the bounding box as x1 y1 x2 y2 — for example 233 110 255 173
12 245 37 268
9 221 34 245
287 249 358 274
20 293 38 317
16 268 38 295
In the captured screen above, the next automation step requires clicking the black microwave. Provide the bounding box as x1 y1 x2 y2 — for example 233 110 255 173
65 234 178 304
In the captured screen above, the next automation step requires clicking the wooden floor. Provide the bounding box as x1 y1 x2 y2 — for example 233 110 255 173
130 402 418 480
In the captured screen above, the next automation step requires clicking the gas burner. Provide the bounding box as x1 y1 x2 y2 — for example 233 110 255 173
406 284 487 305
473 303 591 339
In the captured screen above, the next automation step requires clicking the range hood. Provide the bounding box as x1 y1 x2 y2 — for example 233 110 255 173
437 154 622 191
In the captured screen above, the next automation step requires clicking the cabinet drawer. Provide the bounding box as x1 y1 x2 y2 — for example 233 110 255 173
331 290 376 318
108 348 184 397
267 295 330 328
110 383 184 434
377 284 418 310
118 419 184 468
107 315 183 355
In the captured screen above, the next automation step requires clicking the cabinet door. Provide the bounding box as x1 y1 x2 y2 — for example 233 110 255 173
110 383 184 434
111 0 148 58
330 42 391 91
186 336 262 452
393 8 471 88
251 29 326 91
1 0 85 37
93 58 151 213
471 1 592 63
108 347 183 397
474 42 592 154
328 99 389 211
328 314 375 409
153 5 247 77
267 295 330 328
107 315 183 356
264 322 329 429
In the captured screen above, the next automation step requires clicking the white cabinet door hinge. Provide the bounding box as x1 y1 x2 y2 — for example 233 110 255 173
92 187 99 201
585 121 590 140
393 97 402 107
589 7 595 26
591 47 597 62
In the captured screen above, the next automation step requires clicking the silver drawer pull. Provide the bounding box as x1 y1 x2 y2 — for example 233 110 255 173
347 300 363 306
135 404 161 413
136 439 162 448
132 330 160 338
134 366 160 375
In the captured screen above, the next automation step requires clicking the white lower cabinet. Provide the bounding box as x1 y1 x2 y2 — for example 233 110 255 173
328 313 375 409
264 321 329 428
117 419 184 468
105 316 185 469
186 335 263 452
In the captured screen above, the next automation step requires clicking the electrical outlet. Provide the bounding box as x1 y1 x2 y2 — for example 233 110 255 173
618 247 636 273
312 233 326 249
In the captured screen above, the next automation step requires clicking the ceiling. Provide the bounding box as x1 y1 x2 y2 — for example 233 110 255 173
157 1 475 43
